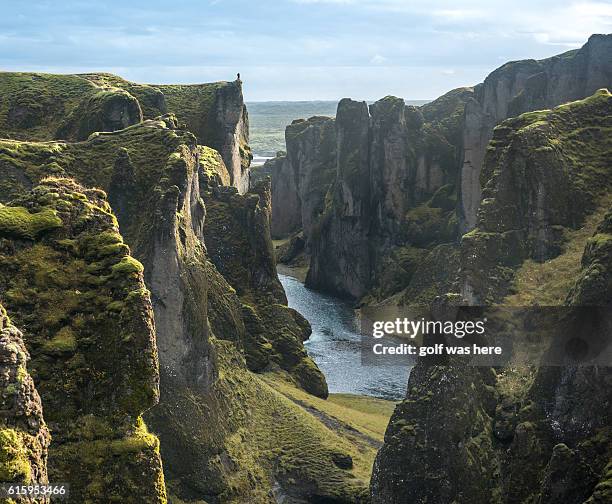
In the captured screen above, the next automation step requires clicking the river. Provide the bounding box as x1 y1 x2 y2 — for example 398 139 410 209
278 272 410 400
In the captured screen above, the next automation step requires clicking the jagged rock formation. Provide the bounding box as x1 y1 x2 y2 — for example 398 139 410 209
0 71 252 192
462 89 612 303
0 116 370 502
153 80 252 193
370 90 612 504
203 177 327 397
0 305 50 503
274 35 612 305
0 178 166 503
272 117 336 243
459 34 612 232
305 91 468 300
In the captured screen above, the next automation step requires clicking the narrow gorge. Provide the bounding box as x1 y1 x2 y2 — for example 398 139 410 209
0 30 610 504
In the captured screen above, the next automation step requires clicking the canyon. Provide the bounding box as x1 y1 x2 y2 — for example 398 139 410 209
0 32 610 504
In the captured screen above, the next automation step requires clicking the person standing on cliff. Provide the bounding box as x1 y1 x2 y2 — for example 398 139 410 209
237 72 241 82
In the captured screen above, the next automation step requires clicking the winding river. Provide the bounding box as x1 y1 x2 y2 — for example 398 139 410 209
279 272 410 400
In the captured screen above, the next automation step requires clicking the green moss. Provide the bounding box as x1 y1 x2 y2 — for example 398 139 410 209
43 326 77 354
0 178 165 502
0 429 31 483
0 204 61 239
111 256 144 277
147 341 370 503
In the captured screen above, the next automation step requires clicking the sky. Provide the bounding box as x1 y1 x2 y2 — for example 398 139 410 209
1 0 611 101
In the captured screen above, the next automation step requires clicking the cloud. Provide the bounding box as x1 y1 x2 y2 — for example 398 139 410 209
1 0 610 100
370 54 389 65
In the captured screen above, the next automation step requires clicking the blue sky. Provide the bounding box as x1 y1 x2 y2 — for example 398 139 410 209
1 0 611 101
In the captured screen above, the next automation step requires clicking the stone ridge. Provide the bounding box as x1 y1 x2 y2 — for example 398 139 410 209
0 178 166 503
202 176 328 398
459 33 612 232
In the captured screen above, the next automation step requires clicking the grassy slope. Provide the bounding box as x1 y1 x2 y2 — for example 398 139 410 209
262 373 395 483
505 195 612 306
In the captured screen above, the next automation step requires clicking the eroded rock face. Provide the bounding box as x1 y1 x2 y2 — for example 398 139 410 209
371 93 612 504
269 153 302 238
57 88 144 141
459 34 612 232
0 178 166 503
155 80 253 193
0 305 50 503
307 99 372 299
0 72 252 193
461 89 612 304
203 176 327 398
306 92 467 300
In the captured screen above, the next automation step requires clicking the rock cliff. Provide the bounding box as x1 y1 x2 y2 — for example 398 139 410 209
304 90 469 300
370 90 612 504
0 72 252 192
459 34 612 232
462 89 612 304
0 178 166 503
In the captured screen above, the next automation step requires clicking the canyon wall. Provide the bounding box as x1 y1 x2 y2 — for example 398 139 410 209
370 89 612 504
0 76 367 502
459 33 612 232
273 34 612 305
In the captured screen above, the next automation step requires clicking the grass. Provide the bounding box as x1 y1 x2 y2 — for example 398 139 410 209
505 196 612 306
265 373 396 443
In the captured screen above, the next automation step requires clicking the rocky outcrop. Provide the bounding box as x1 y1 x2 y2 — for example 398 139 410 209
268 114 337 242
459 34 612 232
268 153 301 238
307 99 372 298
370 90 612 504
306 92 468 300
155 80 253 192
462 89 612 304
202 175 327 398
0 178 166 503
0 305 50 503
0 72 252 192
0 73 144 142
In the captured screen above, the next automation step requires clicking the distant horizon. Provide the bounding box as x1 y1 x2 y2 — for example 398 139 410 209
246 98 431 104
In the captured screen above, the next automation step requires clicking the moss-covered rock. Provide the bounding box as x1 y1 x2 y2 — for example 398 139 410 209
0 71 251 192
202 177 327 398
0 305 50 502
0 179 165 503
462 89 612 303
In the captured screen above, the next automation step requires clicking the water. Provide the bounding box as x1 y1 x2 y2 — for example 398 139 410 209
279 273 410 400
